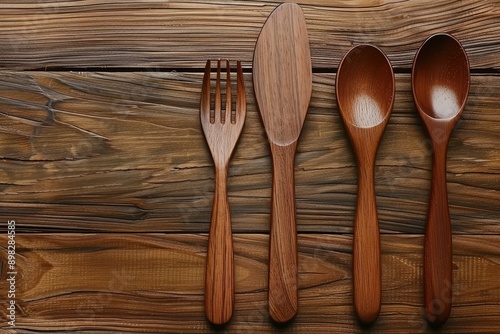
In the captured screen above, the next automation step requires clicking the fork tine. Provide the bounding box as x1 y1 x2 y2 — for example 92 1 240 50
225 60 231 124
236 61 246 123
201 60 211 122
215 60 222 124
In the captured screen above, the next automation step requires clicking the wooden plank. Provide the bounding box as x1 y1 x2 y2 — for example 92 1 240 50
0 0 499 69
0 72 498 233
0 233 499 333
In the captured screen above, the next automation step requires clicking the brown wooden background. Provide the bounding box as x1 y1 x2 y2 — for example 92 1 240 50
0 0 499 333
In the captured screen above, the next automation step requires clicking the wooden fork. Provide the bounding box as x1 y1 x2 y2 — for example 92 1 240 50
201 59 246 325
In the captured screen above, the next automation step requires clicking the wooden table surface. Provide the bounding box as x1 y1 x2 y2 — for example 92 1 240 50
1 1 499 333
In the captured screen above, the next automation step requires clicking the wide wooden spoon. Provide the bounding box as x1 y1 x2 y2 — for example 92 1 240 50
336 44 395 325
253 3 312 323
412 33 470 326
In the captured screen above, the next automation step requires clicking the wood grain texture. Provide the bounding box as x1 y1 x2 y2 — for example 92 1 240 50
412 33 471 326
253 3 312 323
1 233 500 333
337 44 395 324
0 0 500 69
201 60 246 325
0 72 498 233
0 1 498 332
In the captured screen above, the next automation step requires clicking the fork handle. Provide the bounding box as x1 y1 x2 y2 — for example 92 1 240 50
205 167 234 325
268 142 298 323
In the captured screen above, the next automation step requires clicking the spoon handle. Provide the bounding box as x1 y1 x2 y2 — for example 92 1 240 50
353 161 381 324
205 167 234 325
268 142 298 323
424 143 452 325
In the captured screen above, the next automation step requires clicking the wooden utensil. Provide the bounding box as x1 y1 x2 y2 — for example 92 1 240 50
201 59 246 325
412 33 470 326
336 44 395 325
252 3 312 323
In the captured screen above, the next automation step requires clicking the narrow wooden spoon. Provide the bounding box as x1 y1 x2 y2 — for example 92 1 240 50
412 33 470 326
336 44 395 325
253 3 312 323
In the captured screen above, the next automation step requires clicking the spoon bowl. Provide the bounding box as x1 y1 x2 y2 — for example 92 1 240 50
412 33 470 326
413 34 469 122
337 45 394 130
336 44 395 325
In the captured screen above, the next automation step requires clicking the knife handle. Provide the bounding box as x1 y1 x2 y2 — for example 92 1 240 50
268 142 298 323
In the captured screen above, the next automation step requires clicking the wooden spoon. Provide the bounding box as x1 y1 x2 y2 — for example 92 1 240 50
336 44 395 325
412 33 470 326
253 3 312 323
